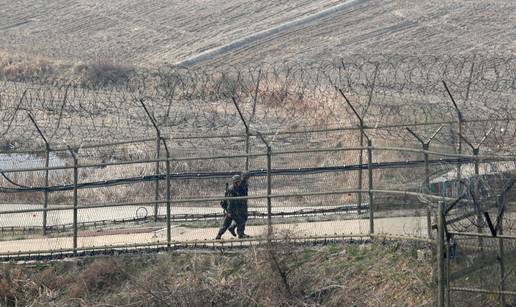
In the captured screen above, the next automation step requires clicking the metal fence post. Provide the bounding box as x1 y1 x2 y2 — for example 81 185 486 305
497 196 506 307
257 132 272 240
367 139 374 235
337 89 365 215
498 235 505 307
140 99 162 222
154 135 161 222
443 81 463 192
68 147 79 256
406 125 443 239
437 201 446 307
446 233 451 307
43 144 50 235
424 143 432 238
27 113 51 235
245 131 250 171
231 96 251 172
267 146 272 238
460 129 492 253
358 127 364 215
472 147 484 245
162 138 171 248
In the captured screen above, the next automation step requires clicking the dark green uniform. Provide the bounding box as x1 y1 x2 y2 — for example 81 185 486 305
229 178 248 234
216 185 246 239
240 179 249 221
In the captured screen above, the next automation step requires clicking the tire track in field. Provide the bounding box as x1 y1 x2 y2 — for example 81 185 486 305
174 0 368 67
204 2 376 68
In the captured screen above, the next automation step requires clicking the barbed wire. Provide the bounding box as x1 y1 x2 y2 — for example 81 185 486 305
0 55 514 240
0 54 514 154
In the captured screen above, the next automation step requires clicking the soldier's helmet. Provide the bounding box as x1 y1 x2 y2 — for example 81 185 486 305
232 174 242 182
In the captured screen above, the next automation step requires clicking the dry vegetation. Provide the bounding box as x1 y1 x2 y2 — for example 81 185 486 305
0 239 435 307
0 51 134 85
0 52 53 81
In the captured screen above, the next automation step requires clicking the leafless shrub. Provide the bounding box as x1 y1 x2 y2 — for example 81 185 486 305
124 256 235 307
32 265 69 292
0 265 24 306
0 52 53 81
0 265 50 306
73 60 134 86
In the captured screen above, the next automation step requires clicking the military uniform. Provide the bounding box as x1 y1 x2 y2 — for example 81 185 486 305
216 179 247 239
229 177 248 235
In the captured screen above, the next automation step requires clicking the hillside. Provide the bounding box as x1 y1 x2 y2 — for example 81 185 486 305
0 240 435 306
0 0 515 68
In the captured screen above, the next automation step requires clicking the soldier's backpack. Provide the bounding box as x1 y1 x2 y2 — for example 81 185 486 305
219 182 229 210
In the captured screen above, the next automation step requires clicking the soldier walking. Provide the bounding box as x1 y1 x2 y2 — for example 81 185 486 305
228 172 250 237
215 174 251 239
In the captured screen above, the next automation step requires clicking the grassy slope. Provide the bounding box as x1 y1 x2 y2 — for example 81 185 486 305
0 240 434 306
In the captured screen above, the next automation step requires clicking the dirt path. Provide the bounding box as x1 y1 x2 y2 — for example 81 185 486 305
0 215 427 254
0 204 358 227
174 0 367 66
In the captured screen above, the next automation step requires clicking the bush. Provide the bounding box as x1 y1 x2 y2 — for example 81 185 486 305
0 51 135 85
73 60 134 86
0 52 52 81
0 265 24 306
68 258 127 298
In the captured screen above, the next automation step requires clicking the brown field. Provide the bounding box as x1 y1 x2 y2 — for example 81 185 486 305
0 0 515 68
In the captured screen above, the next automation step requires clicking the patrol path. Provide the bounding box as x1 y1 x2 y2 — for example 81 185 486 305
0 204 359 227
0 215 428 254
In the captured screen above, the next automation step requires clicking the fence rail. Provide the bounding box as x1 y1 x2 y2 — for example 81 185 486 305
1 140 513 257
1 58 515 306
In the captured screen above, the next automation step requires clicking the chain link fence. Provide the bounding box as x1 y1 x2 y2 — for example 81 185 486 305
0 58 514 307
0 125 513 257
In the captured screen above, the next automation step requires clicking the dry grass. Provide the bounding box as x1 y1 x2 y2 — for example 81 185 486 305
0 51 134 86
68 258 127 298
0 52 53 81
0 239 437 306
0 150 239 205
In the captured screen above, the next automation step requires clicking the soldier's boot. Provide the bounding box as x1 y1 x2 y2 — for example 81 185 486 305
215 229 225 240
228 226 237 237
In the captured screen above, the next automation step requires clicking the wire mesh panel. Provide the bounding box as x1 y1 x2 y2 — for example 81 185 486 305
0 56 515 258
1 133 513 255
447 234 516 307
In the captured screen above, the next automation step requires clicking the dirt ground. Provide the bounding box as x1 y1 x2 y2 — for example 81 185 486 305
1 0 514 66
0 204 356 227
